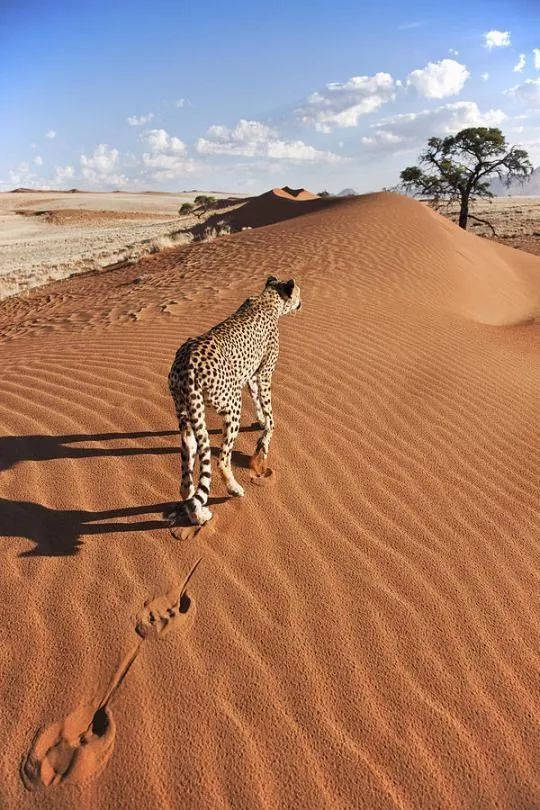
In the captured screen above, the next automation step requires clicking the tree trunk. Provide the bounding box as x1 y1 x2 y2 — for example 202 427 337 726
458 198 469 229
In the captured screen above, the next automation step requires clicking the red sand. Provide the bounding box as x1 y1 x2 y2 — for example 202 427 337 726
230 186 329 229
272 186 320 200
1 192 539 808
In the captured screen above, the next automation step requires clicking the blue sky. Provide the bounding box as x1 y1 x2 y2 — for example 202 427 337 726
1 0 539 193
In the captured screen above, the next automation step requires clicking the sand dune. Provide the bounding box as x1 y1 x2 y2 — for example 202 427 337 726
272 186 320 200
228 186 330 229
1 192 539 808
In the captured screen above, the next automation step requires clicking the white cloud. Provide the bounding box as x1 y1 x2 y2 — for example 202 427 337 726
267 139 343 161
513 54 526 73
54 164 75 184
449 48 459 56
140 153 197 180
175 98 187 108
80 144 128 186
361 131 405 148
140 128 187 155
33 155 43 166
483 30 511 49
481 72 490 81
4 161 48 189
505 78 540 106
295 73 396 132
139 128 195 180
196 118 344 163
363 101 507 151
516 136 540 163
126 112 154 126
81 143 119 175
197 119 274 156
534 49 540 69
45 129 57 139
407 59 470 99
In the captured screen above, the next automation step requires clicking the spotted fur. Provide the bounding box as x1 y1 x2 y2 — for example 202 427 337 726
167 276 302 525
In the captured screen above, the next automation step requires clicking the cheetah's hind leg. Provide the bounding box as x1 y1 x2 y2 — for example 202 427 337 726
180 421 197 501
218 394 245 498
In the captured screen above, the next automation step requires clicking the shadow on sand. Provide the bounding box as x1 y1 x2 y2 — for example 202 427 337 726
0 429 179 472
0 425 258 472
0 425 258 556
0 497 229 558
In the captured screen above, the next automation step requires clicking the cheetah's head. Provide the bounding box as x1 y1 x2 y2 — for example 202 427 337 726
265 276 302 315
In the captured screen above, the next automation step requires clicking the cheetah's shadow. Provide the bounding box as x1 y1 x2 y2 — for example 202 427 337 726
0 497 228 557
0 425 259 472
0 429 179 472
0 425 259 556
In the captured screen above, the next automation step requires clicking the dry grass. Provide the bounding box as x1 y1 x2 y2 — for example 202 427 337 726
0 191 246 299
438 196 540 256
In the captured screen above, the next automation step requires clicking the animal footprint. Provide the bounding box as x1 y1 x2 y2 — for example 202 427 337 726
170 524 204 541
250 468 275 487
165 506 218 541
21 701 117 788
249 450 275 487
136 559 201 639
22 560 201 789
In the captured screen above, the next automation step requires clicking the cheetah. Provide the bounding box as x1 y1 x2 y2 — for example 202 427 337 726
166 275 302 526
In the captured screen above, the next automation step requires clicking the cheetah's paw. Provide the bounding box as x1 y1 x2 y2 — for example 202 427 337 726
227 482 245 497
191 506 213 525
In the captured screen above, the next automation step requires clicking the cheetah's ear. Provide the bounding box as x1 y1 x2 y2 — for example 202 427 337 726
283 279 295 298
266 275 278 286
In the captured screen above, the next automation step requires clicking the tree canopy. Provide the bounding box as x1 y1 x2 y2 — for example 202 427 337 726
399 127 532 231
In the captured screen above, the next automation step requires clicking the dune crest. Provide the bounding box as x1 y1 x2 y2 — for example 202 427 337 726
272 186 320 201
228 185 329 229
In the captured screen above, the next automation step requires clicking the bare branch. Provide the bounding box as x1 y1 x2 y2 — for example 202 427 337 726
467 213 497 237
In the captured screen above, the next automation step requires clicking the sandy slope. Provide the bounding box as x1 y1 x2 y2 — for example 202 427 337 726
0 192 539 809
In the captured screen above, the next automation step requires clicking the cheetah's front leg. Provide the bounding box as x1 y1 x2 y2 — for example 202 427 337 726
250 373 274 476
247 376 265 428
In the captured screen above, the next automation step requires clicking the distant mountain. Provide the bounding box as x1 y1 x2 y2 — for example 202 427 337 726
490 167 540 196
8 187 83 194
336 188 358 197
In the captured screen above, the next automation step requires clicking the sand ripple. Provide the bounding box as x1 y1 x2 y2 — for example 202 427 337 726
0 193 539 808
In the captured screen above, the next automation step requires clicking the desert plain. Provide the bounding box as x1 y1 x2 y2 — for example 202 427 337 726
0 188 539 809
0 190 246 299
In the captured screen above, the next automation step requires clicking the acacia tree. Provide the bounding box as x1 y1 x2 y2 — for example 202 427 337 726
400 127 532 232
193 195 217 217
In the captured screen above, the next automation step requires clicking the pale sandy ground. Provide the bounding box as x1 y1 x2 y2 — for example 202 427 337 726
441 196 540 255
0 191 246 299
0 191 540 809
